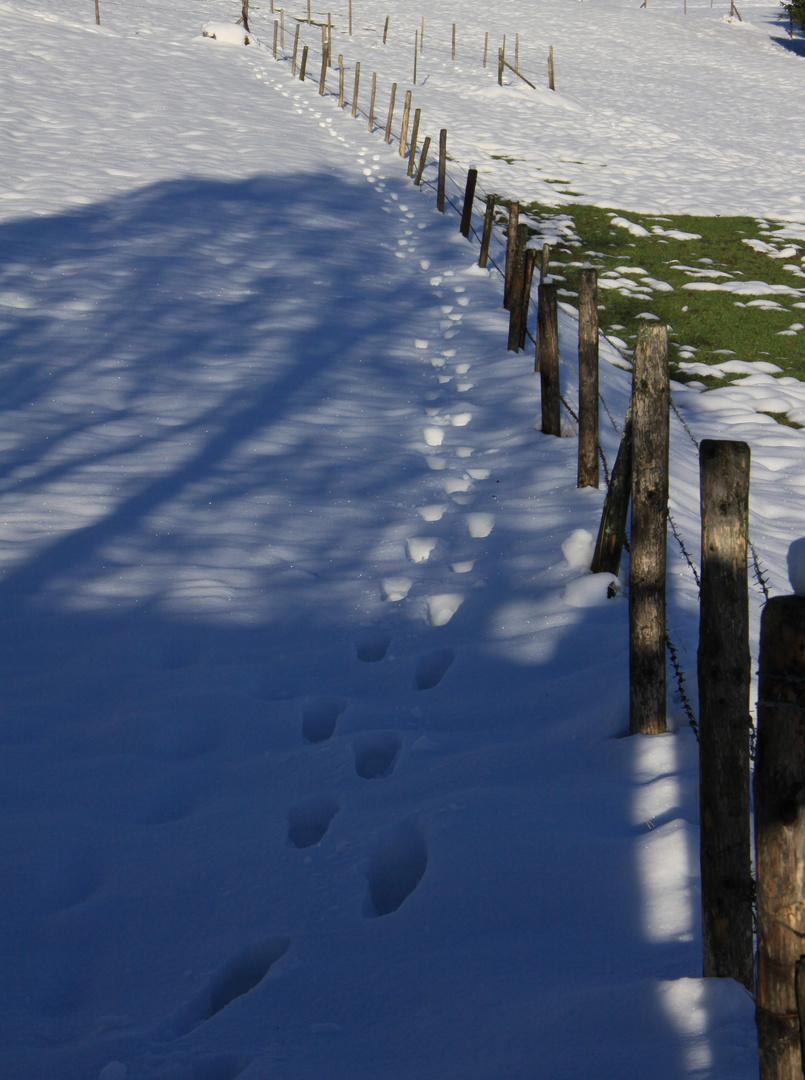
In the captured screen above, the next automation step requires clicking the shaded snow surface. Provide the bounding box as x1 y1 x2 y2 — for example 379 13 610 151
4 0 804 1076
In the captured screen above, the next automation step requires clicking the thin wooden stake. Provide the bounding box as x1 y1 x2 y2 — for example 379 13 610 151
414 30 418 84
383 14 389 43
452 22 456 61
698 438 753 990
504 201 519 309
414 135 430 186
384 82 397 143
307 0 311 22
548 45 555 90
273 18 278 56
629 323 669 737
478 194 495 268
591 411 632 576
578 268 599 489
540 243 550 281
399 90 412 158
508 225 529 352
318 43 329 93
292 22 300 74
538 282 561 435
460 168 478 238
498 47 504 86
95 0 100 25
300 43 308 80
338 54 344 105
352 61 360 118
484 31 488 67
437 128 447 212
242 0 250 32
407 108 421 177
756 594 805 1080
368 71 377 131
349 0 352 35
281 9 285 47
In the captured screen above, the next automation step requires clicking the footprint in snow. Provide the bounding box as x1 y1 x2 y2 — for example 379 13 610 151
426 594 463 627
417 504 446 522
355 630 391 663
414 648 455 690
365 820 428 917
302 697 348 743
466 512 495 538
381 577 411 602
287 797 340 848
406 537 437 564
353 731 402 779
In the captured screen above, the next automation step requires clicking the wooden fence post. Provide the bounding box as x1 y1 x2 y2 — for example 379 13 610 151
548 45 555 90
383 14 389 43
504 201 519 309
300 44 309 80
538 282 561 435
338 54 345 105
328 13 333 66
414 30 418 84
629 323 669 737
578 268 599 489
95 0 100 24
242 0 250 33
698 438 753 990
507 225 529 352
756 594 805 1080
478 194 495 269
292 22 300 74
384 83 397 143
460 168 477 238
349 0 352 35
318 44 328 93
414 135 430 185
407 109 421 177
307 0 311 22
399 90 412 157
541 243 551 282
368 72 377 131
273 18 278 57
498 47 504 85
437 129 447 212
352 61 360 117
520 248 536 350
452 22 456 61
591 409 632 576
484 31 488 67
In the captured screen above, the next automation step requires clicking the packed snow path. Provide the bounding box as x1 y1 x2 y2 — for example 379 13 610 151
5 1 805 1077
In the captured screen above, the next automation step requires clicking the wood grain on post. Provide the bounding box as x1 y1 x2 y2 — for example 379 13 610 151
300 44 309 81
292 22 300 74
698 438 753 989
95 0 100 25
507 225 529 352
629 323 669 737
338 54 345 105
755 595 805 1080
407 109 421 177
538 282 561 435
548 45 555 90
460 168 478 239
414 135 430 186
540 243 551 281
519 248 536 350
352 61 360 117
384 83 397 144
504 202 519 309
478 194 495 269
368 72 377 131
273 19 278 57
578 268 599 489
318 44 328 92
591 410 632 576
399 90 412 157
498 47 504 86
437 128 447 212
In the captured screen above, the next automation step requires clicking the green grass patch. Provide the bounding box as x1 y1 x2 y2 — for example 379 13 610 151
505 202 805 386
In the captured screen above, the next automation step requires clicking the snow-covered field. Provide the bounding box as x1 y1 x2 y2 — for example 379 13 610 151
1 0 803 1077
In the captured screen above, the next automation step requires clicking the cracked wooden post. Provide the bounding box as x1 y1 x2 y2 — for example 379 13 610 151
478 194 495 269
460 168 477 239
503 201 519 309
698 439 753 990
577 268 599 489
756 594 805 1080
538 282 561 436
629 323 669 737
437 128 447 212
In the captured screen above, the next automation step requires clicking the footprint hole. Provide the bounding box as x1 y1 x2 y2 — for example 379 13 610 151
366 821 428 917
414 649 455 691
354 731 402 779
302 697 347 743
287 797 340 848
355 632 391 663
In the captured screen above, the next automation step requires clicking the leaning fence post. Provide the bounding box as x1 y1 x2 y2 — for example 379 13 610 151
437 129 447 212
578 268 599 489
399 90 412 157
460 168 477 238
407 108 421 177
629 323 669 737
519 248 536 351
318 44 328 93
292 22 300 74
384 82 397 143
698 439 753 990
538 282 561 436
413 135 430 185
503 201 519 309
507 225 529 352
478 194 495 269
755 594 805 1080
352 61 360 117
300 43 309 80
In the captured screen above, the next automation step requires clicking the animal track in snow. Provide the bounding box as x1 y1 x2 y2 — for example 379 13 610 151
302 697 347 743
450 413 472 427
414 648 455 690
169 939 290 1038
417 504 446 522
406 537 437 564
444 476 472 495
426 594 464 627
466 513 495 538
287 797 340 848
365 821 428 917
423 426 444 447
381 577 411 602
354 731 402 779
355 631 391 663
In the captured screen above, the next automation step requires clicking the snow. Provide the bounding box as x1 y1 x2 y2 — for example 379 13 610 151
0 0 802 1077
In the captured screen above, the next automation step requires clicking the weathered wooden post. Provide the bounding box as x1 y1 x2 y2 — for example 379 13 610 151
407 109 421 177
399 90 412 157
300 43 309 80
498 47 504 86
292 22 300 74
504 202 519 309
540 243 551 281
507 225 529 352
591 409 632 577
414 30 418 84
484 31 489 67
384 83 397 143
368 72 377 131
273 18 279 57
383 14 389 43
242 0 250 33
519 248 536 350
338 54 345 105
548 45 555 90
756 594 805 1080
478 195 495 269
578 268 599 489
352 62 360 117
629 323 669 736
698 439 753 990
538 282 561 435
414 136 430 186
437 129 447 212
452 22 456 61
95 0 100 25
318 44 328 92
460 168 477 238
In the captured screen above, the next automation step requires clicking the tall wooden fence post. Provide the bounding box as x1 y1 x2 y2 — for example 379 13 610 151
437 129 447 212
368 72 377 131
519 248 536 350
538 282 561 435
292 22 300 74
407 108 421 177
507 225 528 352
460 168 477 238
629 323 669 736
300 43 309 80
503 201 519 309
578 268 599 489
756 594 805 1080
352 61 360 117
478 195 495 269
273 18 278 57
95 0 100 24
413 135 430 186
384 82 397 143
318 44 328 93
548 45 555 90
591 409 632 576
698 439 753 990
399 90 412 157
